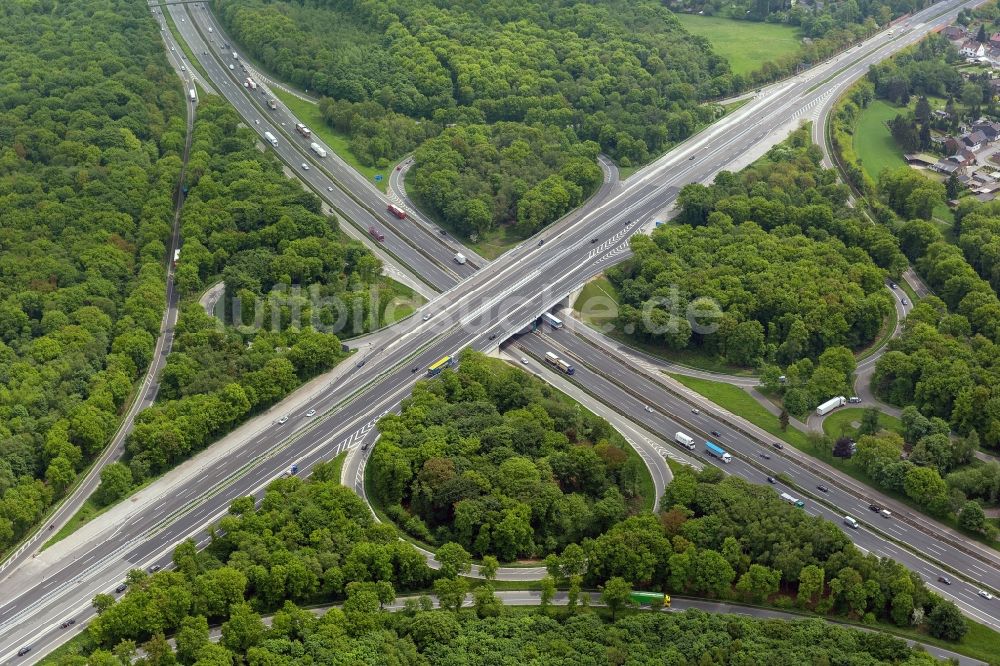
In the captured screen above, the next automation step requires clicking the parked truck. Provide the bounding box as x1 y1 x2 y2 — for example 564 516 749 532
295 123 311 139
674 432 695 450
263 131 278 147
387 203 407 219
816 396 847 416
310 142 327 158
368 226 385 242
544 351 575 375
705 441 732 463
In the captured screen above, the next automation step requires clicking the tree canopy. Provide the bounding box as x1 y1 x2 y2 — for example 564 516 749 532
369 351 650 560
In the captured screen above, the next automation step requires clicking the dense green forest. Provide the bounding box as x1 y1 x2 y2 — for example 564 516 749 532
368 351 650 560
610 130 901 413
114 96 401 488
0 0 183 554
212 0 736 238
57 464 966 663
67 607 947 665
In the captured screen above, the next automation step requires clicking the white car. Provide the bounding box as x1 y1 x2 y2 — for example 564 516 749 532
180 66 186 71
229 64 234 70
422 313 431 321
306 409 316 417
521 357 529 364
978 589 994 600
254 119 260 125
170 47 175 51
644 405 654 413
326 186 333 192
301 163 310 170
691 408 700 415
277 416 288 425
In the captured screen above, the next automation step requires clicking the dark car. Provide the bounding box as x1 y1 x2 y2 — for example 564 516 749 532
817 484 829 493
148 564 161 573
411 366 419 373
767 476 776 484
356 359 366 368
937 576 952 585
710 430 721 437
60 619 76 629
590 237 599 243
869 504 881 512
688 155 695 160
772 442 783 450
759 452 771 460
488 333 497 340
17 647 30 657
115 583 128 593
537 239 545 246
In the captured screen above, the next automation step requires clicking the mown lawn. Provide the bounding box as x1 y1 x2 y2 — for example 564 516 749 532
573 276 620 327
674 14 802 76
853 99 908 182
821 407 903 440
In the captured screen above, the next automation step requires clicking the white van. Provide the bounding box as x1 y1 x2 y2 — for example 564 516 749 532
843 516 859 529
880 509 892 519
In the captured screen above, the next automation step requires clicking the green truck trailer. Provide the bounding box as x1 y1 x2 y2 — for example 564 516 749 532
629 591 671 607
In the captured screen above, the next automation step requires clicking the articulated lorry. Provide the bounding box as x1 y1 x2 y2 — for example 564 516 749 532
263 131 278 147
705 441 732 463
310 142 327 158
674 432 695 450
295 123 311 139
544 351 575 375
816 396 846 416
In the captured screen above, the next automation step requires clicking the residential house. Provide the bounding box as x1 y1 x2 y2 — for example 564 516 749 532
959 130 988 151
960 40 987 58
990 32 1000 49
942 25 968 40
972 120 1000 142
931 160 967 176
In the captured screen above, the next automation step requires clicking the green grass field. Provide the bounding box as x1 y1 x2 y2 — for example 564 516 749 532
674 14 802 76
853 99 908 182
574 276 620 327
821 408 902 440
271 89 389 192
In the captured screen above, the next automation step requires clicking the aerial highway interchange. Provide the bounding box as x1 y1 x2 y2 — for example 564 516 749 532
1 0 999 661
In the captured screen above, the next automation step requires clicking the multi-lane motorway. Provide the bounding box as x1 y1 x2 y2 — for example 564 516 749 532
2 0 998 661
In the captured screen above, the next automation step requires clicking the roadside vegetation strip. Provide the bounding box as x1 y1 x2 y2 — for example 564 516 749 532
854 292 899 363
270 88 388 191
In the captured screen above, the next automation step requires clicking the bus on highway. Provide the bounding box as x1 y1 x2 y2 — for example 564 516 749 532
427 355 454 377
629 591 671 608
542 312 563 328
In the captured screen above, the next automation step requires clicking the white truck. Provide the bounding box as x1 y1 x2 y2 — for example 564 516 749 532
816 396 846 416
263 131 278 147
454 252 467 265
188 88 196 102
244 77 258 91
310 142 327 158
674 432 695 450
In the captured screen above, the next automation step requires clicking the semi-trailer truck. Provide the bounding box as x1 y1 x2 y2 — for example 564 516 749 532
780 492 805 508
674 432 695 450
628 591 671 607
816 396 846 416
295 123 311 138
705 441 732 463
310 142 327 158
244 77 258 90
263 131 278 147
544 352 575 375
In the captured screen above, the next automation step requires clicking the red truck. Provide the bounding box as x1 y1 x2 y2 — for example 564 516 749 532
295 123 311 138
368 226 385 242
386 203 406 219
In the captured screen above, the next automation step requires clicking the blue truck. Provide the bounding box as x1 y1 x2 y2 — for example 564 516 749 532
705 441 732 463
